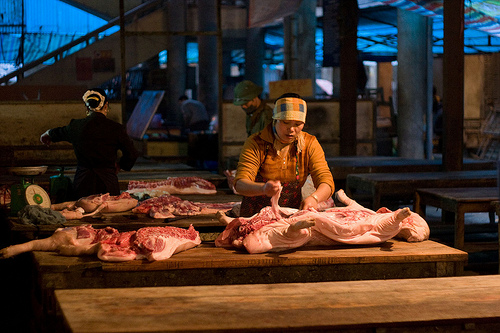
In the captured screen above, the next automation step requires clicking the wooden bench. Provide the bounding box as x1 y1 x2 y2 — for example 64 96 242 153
414 187 498 250
55 275 500 333
327 156 496 190
30 240 466 332
345 170 497 209
490 200 500 274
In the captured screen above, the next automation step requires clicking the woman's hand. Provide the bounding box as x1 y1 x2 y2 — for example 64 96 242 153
301 195 319 210
263 180 281 197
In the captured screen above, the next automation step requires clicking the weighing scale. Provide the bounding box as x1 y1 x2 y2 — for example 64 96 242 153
9 166 51 216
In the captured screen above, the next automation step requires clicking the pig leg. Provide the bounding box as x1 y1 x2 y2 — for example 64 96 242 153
60 207 85 220
216 210 234 225
82 202 108 217
335 189 371 211
0 228 78 259
284 218 316 237
51 201 77 211
373 207 411 234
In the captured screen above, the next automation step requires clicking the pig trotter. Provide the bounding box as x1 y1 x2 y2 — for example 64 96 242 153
216 210 233 225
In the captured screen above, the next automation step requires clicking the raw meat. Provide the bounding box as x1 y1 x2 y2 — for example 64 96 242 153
0 224 102 259
215 189 428 254
0 224 201 262
127 177 217 196
132 194 238 218
51 192 138 219
223 170 334 210
132 225 201 261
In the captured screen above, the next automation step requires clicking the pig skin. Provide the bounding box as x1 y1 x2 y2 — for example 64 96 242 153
51 193 138 219
215 189 427 254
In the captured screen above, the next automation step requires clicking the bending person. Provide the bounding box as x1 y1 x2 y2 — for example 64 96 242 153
233 93 335 217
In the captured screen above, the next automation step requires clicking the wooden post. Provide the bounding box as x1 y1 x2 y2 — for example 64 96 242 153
339 0 358 156
443 1 464 171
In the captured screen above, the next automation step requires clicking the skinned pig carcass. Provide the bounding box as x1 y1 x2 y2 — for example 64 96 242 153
0 224 201 262
215 189 429 254
51 192 138 219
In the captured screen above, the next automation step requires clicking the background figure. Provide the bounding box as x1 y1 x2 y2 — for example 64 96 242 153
178 95 210 133
432 86 443 153
233 80 273 137
40 88 138 199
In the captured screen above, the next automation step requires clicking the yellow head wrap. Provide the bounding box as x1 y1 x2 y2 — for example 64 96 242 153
273 97 307 123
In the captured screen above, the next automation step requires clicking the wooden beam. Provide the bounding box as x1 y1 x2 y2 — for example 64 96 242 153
339 0 359 156
443 1 464 171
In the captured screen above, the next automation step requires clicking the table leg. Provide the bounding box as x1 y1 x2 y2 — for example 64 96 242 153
372 188 380 210
414 192 426 218
454 208 465 250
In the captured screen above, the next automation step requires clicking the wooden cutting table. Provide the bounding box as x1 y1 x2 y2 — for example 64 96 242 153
414 187 499 250
345 170 497 209
54 275 500 333
29 240 466 332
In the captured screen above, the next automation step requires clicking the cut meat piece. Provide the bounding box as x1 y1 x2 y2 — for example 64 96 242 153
132 194 238 218
133 194 201 217
215 189 429 254
132 225 201 261
194 201 241 215
0 224 201 262
127 177 217 196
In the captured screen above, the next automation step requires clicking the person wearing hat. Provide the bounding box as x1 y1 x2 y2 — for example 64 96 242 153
233 80 273 137
40 88 138 199
233 93 335 217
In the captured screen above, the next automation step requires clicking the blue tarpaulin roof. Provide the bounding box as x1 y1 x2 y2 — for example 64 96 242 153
3 0 500 72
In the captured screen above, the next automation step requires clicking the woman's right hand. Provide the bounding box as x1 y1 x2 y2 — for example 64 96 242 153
263 180 281 197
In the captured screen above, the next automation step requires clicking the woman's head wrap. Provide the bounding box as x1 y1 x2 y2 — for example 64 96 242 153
273 93 307 123
82 88 108 112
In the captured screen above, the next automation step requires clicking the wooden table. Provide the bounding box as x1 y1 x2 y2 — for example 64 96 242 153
414 187 499 250
31 240 466 332
327 156 496 190
345 170 497 209
55 275 500 333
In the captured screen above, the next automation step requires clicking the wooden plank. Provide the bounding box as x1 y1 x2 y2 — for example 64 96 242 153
327 156 496 181
55 275 500 333
126 90 165 140
346 170 497 209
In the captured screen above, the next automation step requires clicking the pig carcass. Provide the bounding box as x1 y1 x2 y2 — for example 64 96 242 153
51 192 138 219
215 189 429 254
0 224 201 262
127 177 217 198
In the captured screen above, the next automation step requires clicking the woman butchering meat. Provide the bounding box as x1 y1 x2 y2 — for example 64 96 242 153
40 88 138 199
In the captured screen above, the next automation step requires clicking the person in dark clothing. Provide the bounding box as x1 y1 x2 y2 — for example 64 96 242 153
40 88 138 199
178 95 210 133
432 86 443 153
